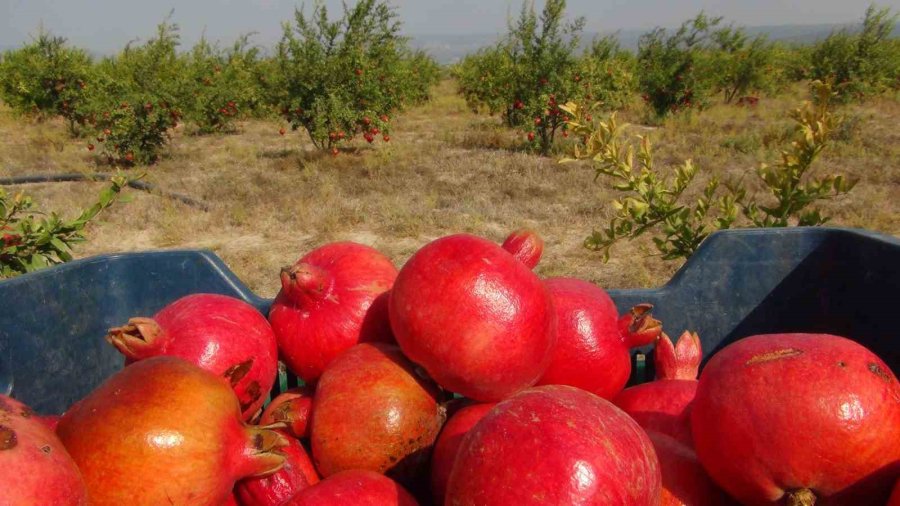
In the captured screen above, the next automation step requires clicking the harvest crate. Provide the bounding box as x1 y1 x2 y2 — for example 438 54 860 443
1 227 897 415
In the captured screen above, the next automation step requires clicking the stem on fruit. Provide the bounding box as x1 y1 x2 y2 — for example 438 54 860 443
786 488 816 506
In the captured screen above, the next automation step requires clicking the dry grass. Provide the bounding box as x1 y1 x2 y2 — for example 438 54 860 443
1 80 898 297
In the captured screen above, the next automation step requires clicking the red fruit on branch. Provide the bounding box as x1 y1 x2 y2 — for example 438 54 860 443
279 128 286 136
382 135 390 142
527 132 535 141
106 293 278 421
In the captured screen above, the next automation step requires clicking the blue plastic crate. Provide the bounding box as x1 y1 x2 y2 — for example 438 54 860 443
1 227 897 415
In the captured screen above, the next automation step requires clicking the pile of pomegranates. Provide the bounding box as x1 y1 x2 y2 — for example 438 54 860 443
2 229 897 505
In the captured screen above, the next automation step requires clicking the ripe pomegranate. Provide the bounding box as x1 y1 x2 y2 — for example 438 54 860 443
501 228 544 269
259 387 314 439
270 242 397 384
446 385 661 505
389 233 556 401
536 278 662 399
288 470 418 505
648 431 732 506
614 331 701 444
692 333 900 505
106 293 278 420
56 356 287 506
310 343 445 492
0 395 87 505
236 431 320 506
430 403 496 505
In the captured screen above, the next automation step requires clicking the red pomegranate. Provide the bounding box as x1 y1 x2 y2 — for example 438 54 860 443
537 277 662 399
889 480 900 506
0 395 87 505
236 431 320 506
691 333 900 505
614 331 701 444
269 242 398 384
648 431 733 506
259 387 314 439
224 494 241 506
446 385 661 505
501 229 544 269
430 403 496 505
56 356 287 506
310 343 445 491
106 293 277 420
389 233 556 401
288 470 418 505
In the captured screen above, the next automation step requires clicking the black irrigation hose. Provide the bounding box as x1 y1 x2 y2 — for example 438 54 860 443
0 173 210 212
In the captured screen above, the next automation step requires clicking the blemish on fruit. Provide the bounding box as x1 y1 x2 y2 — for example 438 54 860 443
837 361 846 368
241 381 262 412
745 348 803 365
40 445 51 454
0 425 17 450
223 359 254 387
867 363 891 382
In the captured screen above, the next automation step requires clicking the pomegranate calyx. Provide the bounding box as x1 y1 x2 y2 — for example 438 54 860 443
619 303 662 348
501 229 544 269
786 488 817 506
654 331 702 380
240 427 290 478
105 317 165 359
279 263 335 305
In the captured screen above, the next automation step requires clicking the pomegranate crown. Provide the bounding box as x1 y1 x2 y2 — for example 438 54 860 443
654 331 702 380
106 317 166 360
618 303 663 348
279 262 334 305
501 229 544 269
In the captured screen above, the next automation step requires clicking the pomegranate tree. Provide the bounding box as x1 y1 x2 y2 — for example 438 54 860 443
537 278 661 399
310 343 445 490
106 293 278 420
269 242 397 384
0 395 87 505
56 356 287 506
446 385 661 504
389 233 556 401
692 333 900 505
614 331 702 444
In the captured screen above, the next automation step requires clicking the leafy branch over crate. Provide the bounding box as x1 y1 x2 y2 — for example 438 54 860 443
561 80 856 261
0 173 141 278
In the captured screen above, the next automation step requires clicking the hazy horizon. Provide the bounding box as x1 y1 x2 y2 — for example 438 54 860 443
3 0 898 62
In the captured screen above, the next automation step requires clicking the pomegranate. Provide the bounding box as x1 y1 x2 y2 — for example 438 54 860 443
446 385 661 505
536 277 662 399
389 233 556 401
889 480 900 506
614 331 701 444
106 293 278 420
36 414 61 432
691 333 900 505
288 470 418 506
430 403 496 505
259 387 314 439
310 343 445 492
56 356 288 506
224 494 241 506
236 431 320 506
0 395 87 505
501 229 544 269
648 431 733 506
269 242 398 384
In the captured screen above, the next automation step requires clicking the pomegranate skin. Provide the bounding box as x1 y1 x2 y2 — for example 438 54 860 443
0 395 87 506
237 432 320 506
888 480 900 506
287 470 418 506
310 343 445 489
430 403 496 505
389 234 556 402
57 356 287 506
537 277 646 399
269 242 398 384
691 333 900 506
446 385 661 505
259 387 314 440
648 431 734 506
614 332 702 445
106 293 278 420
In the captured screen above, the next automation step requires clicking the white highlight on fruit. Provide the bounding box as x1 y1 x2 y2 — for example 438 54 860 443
836 395 866 428
570 460 597 495
473 275 517 323
147 430 185 449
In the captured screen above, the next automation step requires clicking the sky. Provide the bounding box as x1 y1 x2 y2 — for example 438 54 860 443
3 0 898 54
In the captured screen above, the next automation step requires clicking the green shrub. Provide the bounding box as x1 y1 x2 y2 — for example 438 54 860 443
709 26 780 103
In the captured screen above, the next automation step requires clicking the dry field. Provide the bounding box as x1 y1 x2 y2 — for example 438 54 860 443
1 79 898 297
